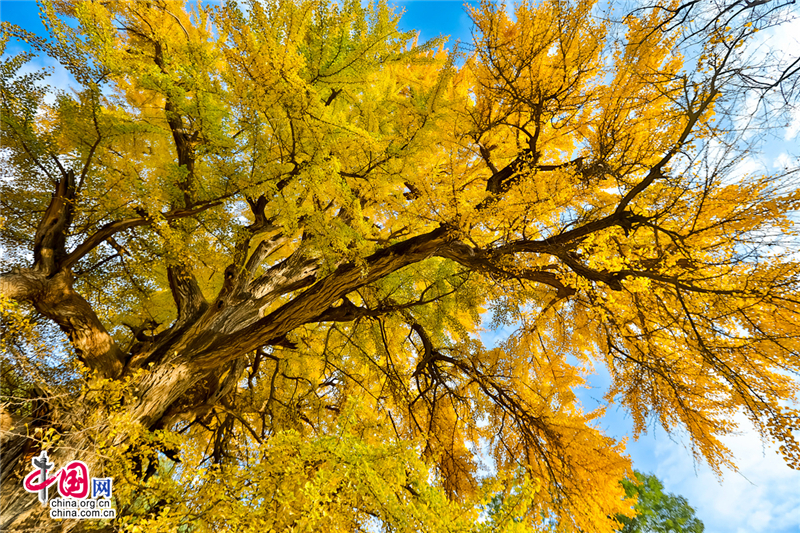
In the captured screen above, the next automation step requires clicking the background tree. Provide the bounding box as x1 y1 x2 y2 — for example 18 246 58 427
616 472 704 533
1 0 798 532
478 470 703 533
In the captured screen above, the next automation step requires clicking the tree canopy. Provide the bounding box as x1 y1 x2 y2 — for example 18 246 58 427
1 0 799 532
617 472 704 533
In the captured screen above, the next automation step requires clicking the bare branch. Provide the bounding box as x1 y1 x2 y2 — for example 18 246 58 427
60 198 229 272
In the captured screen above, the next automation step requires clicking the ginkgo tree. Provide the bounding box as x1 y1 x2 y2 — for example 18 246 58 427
1 0 799 531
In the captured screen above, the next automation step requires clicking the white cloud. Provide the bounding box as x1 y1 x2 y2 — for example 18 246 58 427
735 93 761 141
773 152 793 170
785 106 800 142
578 363 800 533
644 413 800 533
731 155 762 179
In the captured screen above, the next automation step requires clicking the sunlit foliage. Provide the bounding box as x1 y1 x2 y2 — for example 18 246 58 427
1 0 798 531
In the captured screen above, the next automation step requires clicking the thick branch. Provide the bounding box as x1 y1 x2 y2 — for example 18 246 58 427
249 253 319 300
239 226 456 348
1 268 124 379
0 269 43 301
314 297 370 323
495 210 649 253
436 242 576 298
410 322 438 378
119 229 458 427
219 195 285 299
243 233 287 283
33 169 76 275
167 264 207 325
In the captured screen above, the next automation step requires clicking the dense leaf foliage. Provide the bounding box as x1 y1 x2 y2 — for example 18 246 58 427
1 0 799 532
616 472 704 533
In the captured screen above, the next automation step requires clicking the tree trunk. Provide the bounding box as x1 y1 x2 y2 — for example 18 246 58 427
1 408 114 532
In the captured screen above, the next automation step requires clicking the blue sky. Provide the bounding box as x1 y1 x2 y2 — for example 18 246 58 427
1 0 799 531
394 0 477 44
